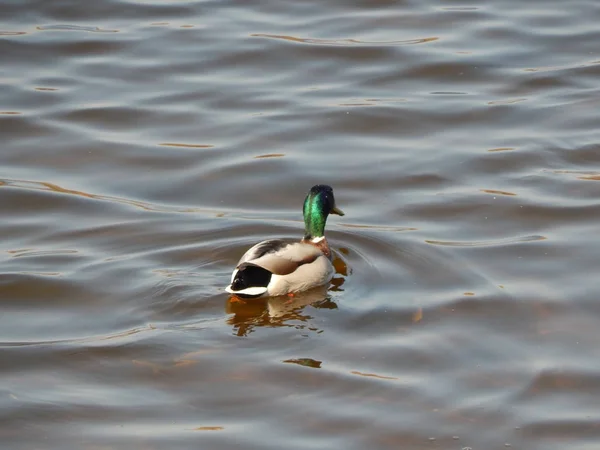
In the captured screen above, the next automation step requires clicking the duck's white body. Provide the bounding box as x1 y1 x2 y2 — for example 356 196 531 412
225 239 335 298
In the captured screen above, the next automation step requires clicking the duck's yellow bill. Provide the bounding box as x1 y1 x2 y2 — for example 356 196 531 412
332 206 345 216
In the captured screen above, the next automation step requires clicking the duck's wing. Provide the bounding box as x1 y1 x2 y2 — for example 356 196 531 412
244 241 322 275
237 239 288 265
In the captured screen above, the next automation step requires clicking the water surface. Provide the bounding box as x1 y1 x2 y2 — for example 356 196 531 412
2 1 600 449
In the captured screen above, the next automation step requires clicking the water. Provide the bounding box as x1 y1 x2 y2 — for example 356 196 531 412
2 0 600 448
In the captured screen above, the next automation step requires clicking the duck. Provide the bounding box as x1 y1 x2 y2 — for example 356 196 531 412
225 184 344 298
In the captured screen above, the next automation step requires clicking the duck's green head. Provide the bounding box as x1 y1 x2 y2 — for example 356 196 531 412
303 184 344 240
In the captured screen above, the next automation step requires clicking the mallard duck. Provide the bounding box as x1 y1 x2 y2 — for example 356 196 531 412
225 185 344 298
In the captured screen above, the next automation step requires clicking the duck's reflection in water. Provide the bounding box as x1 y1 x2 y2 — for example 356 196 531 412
225 284 338 337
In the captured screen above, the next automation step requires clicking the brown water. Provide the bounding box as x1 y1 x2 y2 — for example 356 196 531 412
2 1 600 449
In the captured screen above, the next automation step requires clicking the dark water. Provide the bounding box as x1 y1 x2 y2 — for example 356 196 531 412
2 0 600 448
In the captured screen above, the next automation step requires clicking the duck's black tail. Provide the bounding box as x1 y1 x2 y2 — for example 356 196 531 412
225 263 272 298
